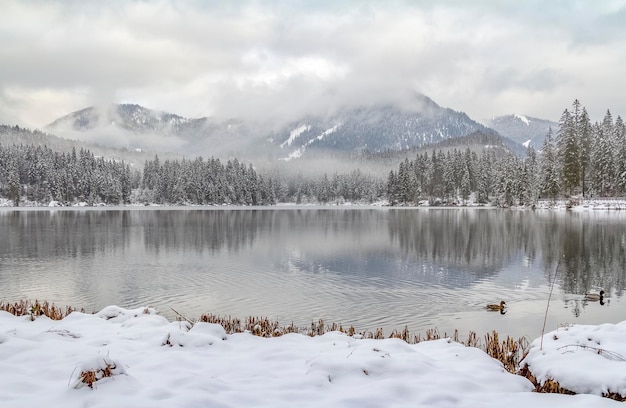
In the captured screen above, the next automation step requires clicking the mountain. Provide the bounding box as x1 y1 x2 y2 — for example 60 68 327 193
46 104 204 135
44 95 516 161
486 114 557 149
273 96 489 160
45 104 262 157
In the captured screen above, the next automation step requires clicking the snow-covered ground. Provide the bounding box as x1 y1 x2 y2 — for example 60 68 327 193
535 198 626 211
0 306 622 407
2 195 626 209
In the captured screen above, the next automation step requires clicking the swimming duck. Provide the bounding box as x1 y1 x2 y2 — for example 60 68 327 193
486 300 506 311
584 290 604 301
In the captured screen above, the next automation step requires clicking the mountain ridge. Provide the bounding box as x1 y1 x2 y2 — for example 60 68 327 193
40 96 545 161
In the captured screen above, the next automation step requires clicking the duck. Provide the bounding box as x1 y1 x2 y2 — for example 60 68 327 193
485 300 506 311
584 290 605 301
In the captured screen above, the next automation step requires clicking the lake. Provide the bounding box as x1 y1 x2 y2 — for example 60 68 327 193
1 206 625 340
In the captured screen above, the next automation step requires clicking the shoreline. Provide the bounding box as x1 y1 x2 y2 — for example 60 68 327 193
1 197 625 211
2 300 626 404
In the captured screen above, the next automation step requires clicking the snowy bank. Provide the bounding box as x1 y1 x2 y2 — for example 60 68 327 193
522 321 626 400
0 306 621 407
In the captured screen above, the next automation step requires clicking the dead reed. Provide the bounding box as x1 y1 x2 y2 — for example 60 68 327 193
0 300 529 372
0 299 82 320
76 361 117 389
197 313 528 372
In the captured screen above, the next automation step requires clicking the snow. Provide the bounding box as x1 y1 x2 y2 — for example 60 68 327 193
280 124 341 161
522 321 626 398
280 124 311 148
523 139 532 148
317 123 340 140
534 198 626 211
514 114 531 125
0 305 622 407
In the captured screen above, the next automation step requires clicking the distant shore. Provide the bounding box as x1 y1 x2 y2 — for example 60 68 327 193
1 197 625 210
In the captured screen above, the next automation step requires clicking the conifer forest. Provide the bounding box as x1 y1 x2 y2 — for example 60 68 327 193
0 100 624 207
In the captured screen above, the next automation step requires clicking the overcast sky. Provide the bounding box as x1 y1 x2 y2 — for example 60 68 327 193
1 0 625 128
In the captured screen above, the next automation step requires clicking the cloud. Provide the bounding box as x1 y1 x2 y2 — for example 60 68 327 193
1 0 625 129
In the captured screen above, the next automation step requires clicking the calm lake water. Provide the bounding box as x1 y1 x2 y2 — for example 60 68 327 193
1 207 625 340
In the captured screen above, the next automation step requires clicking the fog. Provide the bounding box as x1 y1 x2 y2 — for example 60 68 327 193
1 1 625 130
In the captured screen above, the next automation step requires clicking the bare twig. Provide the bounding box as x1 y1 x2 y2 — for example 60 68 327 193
557 344 626 361
541 255 563 350
170 307 193 324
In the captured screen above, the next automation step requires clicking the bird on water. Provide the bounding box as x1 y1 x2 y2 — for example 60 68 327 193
485 300 506 311
584 290 605 301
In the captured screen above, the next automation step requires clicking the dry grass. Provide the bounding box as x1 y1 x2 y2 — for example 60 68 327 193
0 299 83 320
0 300 528 373
484 330 529 373
75 361 118 389
198 314 528 372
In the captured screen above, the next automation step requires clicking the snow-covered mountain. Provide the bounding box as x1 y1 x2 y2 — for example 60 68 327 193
486 114 557 149
47 104 204 135
45 104 253 156
274 96 489 160
44 96 515 160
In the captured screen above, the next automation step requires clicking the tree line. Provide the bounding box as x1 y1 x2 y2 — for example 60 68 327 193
387 100 626 206
139 156 276 205
0 144 136 206
138 157 386 205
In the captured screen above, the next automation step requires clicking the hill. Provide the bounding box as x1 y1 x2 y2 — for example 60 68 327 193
486 114 557 148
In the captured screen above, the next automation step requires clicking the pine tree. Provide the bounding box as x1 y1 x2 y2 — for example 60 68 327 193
540 127 560 201
7 160 20 206
590 111 615 195
615 116 626 193
387 170 398 206
557 108 580 195
577 107 593 197
476 152 493 204
523 146 540 205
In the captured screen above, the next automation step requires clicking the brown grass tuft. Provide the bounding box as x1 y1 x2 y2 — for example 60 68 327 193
76 361 117 389
484 331 529 373
196 313 529 371
0 300 530 373
0 299 83 320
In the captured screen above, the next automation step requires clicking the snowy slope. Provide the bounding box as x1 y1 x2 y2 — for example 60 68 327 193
487 114 558 149
275 97 488 158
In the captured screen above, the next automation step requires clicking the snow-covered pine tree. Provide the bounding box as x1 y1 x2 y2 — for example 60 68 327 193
540 127 560 201
577 107 593 197
615 116 626 193
557 108 580 196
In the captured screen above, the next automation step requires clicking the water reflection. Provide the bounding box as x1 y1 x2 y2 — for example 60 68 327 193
1 208 626 339
388 209 626 296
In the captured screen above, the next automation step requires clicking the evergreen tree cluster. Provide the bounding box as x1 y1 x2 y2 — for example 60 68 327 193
386 100 626 206
139 156 276 205
138 157 385 205
546 100 626 198
386 149 533 206
0 144 136 205
270 169 386 204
